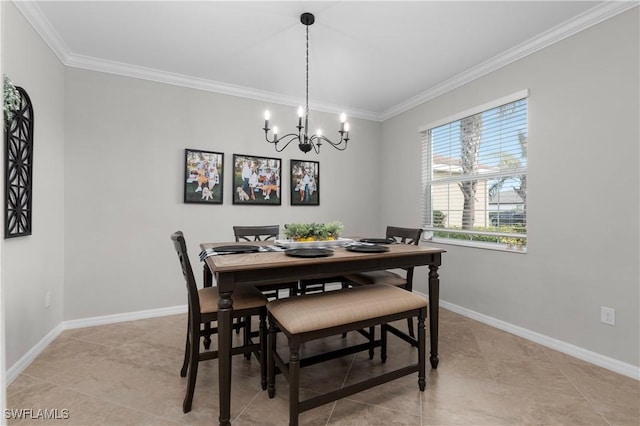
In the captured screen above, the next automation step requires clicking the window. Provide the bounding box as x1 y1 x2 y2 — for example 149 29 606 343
421 91 528 251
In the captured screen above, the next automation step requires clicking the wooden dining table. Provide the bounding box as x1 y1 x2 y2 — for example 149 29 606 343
200 240 445 426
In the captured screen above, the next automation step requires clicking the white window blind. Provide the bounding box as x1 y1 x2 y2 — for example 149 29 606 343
421 95 528 251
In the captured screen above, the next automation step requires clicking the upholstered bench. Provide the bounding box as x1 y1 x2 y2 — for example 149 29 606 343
266 284 428 426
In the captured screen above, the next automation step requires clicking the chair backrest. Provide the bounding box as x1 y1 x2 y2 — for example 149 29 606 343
233 225 280 242
385 227 423 282
170 231 201 314
386 226 423 245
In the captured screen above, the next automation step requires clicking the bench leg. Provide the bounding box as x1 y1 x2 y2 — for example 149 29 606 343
244 316 252 360
368 326 375 359
267 319 277 398
418 312 426 391
381 323 388 364
289 345 301 426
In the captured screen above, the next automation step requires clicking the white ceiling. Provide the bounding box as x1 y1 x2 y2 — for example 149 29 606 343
14 1 635 121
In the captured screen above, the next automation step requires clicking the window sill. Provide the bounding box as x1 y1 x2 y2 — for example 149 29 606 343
423 237 527 253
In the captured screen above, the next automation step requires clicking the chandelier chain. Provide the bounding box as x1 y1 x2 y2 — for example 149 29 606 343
305 23 309 127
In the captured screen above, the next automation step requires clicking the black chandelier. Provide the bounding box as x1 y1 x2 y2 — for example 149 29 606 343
263 12 350 154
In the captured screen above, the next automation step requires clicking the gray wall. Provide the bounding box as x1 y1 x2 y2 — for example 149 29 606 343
62 68 383 320
2 2 66 368
381 9 639 367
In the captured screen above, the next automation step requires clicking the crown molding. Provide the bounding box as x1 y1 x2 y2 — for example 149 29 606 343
380 1 639 121
64 53 382 122
13 1 638 123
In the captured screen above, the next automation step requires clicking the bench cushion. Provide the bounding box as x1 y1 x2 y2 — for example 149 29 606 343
267 284 427 335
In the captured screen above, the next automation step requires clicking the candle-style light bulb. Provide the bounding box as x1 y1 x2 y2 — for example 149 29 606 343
297 106 303 129
317 129 322 137
273 126 278 139
264 110 270 130
344 123 350 132
340 113 347 131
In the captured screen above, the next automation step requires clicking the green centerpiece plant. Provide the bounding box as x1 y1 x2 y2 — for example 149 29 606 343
284 221 344 242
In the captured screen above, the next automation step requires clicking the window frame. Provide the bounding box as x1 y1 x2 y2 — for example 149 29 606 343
420 90 529 252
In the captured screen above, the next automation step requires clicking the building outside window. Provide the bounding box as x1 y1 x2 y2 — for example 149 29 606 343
421 90 528 251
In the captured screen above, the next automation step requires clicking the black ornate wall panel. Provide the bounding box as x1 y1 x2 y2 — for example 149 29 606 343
5 86 34 238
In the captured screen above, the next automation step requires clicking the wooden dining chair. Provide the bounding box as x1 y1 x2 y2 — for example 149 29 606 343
170 231 267 413
342 226 424 337
233 225 298 299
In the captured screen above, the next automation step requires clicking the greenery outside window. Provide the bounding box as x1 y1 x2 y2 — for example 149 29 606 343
421 90 528 251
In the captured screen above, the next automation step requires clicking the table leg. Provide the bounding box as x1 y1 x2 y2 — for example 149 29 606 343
202 265 213 349
217 290 233 426
428 264 440 369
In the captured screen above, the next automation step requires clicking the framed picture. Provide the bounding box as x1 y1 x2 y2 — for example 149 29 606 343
290 159 319 206
232 154 282 205
184 149 224 204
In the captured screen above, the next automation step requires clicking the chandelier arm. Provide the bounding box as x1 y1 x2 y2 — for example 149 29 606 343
326 138 348 151
264 132 301 152
310 134 348 151
307 138 321 154
264 131 299 144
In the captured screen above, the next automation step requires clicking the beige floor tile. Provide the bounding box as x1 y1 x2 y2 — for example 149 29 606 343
543 348 640 425
235 387 333 426
342 369 423 417
421 367 519 424
61 322 151 345
20 338 108 381
329 398 421 425
6 310 639 426
501 384 610 425
7 377 180 426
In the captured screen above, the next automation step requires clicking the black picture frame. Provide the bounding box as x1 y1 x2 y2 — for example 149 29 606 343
184 149 224 204
232 154 282 205
290 159 319 206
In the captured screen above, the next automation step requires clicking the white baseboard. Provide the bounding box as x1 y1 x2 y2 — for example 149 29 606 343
6 305 187 385
6 323 64 385
436 298 639 380
63 304 187 330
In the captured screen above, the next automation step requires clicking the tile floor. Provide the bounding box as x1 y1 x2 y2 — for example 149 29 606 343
6 309 639 425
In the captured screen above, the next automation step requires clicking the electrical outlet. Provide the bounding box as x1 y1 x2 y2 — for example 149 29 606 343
600 306 615 326
45 291 51 308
